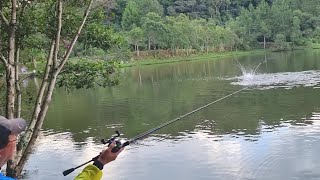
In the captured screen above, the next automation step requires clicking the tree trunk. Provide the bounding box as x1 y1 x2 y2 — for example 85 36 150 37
5 0 17 120
32 57 37 69
264 35 266 49
138 69 142 86
5 0 17 176
13 0 94 176
5 65 15 119
53 0 62 69
137 44 140 57
148 39 151 51
15 48 21 118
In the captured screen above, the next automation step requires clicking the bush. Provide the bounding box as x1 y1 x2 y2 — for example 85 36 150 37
57 60 120 90
274 34 290 50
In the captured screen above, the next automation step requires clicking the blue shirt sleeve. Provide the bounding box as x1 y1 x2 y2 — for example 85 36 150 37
0 173 15 180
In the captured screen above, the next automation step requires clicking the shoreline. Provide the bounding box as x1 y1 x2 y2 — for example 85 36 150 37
120 50 267 68
120 45 320 68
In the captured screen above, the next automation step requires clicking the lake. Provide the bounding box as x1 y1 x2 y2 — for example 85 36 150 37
20 49 320 180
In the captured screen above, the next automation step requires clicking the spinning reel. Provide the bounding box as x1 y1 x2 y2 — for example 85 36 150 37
101 130 129 153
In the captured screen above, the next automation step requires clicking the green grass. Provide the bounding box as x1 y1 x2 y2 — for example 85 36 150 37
120 50 267 68
310 43 320 49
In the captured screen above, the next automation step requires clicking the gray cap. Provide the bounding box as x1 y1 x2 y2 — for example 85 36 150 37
0 116 27 134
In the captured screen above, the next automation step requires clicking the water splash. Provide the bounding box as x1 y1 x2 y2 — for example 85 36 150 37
228 59 320 90
235 59 264 81
229 70 320 90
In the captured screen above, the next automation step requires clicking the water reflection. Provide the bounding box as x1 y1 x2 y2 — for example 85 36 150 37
23 112 320 180
19 49 320 179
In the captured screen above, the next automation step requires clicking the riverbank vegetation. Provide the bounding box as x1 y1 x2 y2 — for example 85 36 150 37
1 0 320 74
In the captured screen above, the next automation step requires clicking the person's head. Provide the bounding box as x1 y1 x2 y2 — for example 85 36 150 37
0 116 27 167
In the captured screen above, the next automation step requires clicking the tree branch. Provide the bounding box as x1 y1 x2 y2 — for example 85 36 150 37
57 0 93 73
53 0 62 68
0 10 9 27
0 52 8 66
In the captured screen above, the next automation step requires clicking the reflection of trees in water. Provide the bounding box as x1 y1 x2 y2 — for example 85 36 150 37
125 50 320 85
38 79 320 144
19 50 320 144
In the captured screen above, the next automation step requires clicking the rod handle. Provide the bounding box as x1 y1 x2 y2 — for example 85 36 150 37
63 168 75 176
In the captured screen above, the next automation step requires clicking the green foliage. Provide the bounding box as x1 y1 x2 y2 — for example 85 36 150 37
291 16 304 46
313 27 320 43
3 0 320 75
121 1 140 31
81 23 123 51
142 12 168 50
137 0 164 16
121 0 164 31
57 60 120 90
82 47 106 57
107 42 131 62
270 0 293 38
274 33 290 50
128 27 144 45
0 64 4 77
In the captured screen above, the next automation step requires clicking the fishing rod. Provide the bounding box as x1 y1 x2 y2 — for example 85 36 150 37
63 57 266 176
62 86 248 176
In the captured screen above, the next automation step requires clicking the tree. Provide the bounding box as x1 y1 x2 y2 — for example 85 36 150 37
274 33 288 50
291 15 303 46
128 27 144 56
269 0 293 39
236 5 257 48
121 1 140 31
81 22 124 52
0 0 119 177
206 0 231 18
166 16 183 54
226 19 245 50
313 27 320 43
255 0 271 49
166 14 193 55
142 12 167 51
137 0 164 16
121 0 164 30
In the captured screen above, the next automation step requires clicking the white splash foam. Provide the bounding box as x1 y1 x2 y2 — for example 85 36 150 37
228 70 320 90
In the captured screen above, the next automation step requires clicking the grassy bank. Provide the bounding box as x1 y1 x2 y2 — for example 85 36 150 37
24 45 320 71
310 43 320 49
120 44 320 67
120 50 267 68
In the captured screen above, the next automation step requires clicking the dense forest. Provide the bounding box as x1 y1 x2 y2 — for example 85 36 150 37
95 0 320 57
1 0 320 67
114 0 320 52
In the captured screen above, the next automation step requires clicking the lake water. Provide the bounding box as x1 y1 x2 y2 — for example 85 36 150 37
20 49 320 179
